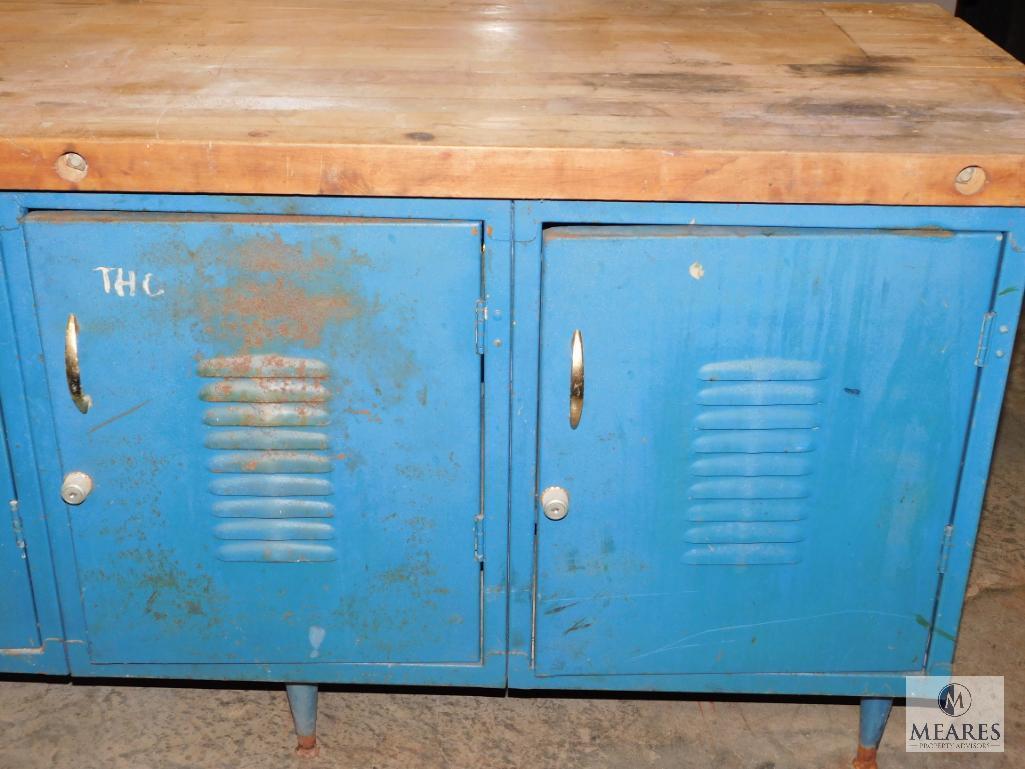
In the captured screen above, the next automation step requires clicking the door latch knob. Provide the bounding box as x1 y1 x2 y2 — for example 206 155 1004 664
61 471 93 505
541 486 570 521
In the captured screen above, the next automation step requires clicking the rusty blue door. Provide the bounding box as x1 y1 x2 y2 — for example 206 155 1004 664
534 225 1002 677
0 407 40 651
23 212 485 665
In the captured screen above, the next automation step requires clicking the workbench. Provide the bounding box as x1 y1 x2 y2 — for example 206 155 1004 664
1 2 1023 767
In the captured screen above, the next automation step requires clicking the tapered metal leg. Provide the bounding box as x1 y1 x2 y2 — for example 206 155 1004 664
853 697 893 769
286 684 320 758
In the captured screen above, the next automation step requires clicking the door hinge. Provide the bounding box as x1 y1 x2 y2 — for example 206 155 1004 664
8 499 26 554
474 299 487 355
974 311 997 367
938 524 954 574
473 513 485 563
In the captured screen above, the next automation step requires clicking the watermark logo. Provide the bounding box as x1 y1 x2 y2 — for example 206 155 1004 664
906 676 1003 753
937 683 972 718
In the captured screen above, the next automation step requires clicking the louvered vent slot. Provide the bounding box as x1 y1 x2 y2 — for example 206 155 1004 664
199 355 337 563
686 358 824 566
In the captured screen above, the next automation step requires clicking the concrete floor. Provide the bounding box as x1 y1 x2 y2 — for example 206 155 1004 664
2 364 1024 768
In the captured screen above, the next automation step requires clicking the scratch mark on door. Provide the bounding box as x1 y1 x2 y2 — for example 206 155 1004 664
87 399 152 434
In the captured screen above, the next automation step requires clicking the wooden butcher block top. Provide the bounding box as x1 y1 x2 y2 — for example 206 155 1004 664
1 0 1024 204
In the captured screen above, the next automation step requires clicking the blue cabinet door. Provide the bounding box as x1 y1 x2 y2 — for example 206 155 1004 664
24 212 485 665
535 225 1002 676
0 408 41 651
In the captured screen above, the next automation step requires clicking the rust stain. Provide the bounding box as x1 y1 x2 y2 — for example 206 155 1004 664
232 232 311 272
200 273 360 350
344 406 382 423
197 355 329 378
295 735 319 759
189 232 376 351
378 552 436 588
99 546 226 631
852 745 878 769
200 377 330 403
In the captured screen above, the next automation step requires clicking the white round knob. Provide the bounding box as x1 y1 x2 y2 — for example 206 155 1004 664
60 471 93 505
541 486 570 521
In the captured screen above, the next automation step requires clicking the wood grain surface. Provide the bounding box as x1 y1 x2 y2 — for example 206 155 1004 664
1 1 1023 203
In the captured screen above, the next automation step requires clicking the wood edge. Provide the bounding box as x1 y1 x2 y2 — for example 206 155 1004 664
2 138 1024 206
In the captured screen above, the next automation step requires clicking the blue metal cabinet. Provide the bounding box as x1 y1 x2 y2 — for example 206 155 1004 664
0 408 40 651
532 225 999 677
21 211 488 666
2 194 1024 766
504 201 1025 767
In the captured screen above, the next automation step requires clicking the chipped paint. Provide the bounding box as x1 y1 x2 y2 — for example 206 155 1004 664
199 378 330 403
217 542 337 563
203 404 330 427
207 451 331 473
308 626 326 658
884 226 955 238
198 355 329 378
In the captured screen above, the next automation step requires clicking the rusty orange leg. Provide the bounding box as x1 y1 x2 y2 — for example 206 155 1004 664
286 684 320 758
853 697 893 769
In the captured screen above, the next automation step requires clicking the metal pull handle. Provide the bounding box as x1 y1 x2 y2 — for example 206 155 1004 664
569 329 584 429
65 314 92 414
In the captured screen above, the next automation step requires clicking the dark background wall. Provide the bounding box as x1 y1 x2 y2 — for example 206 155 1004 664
958 0 1025 61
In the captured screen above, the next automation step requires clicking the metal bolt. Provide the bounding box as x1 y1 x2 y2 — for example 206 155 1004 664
954 165 987 196
999 325 1010 334
955 167 976 184
55 152 89 182
996 350 1006 358
64 153 87 171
